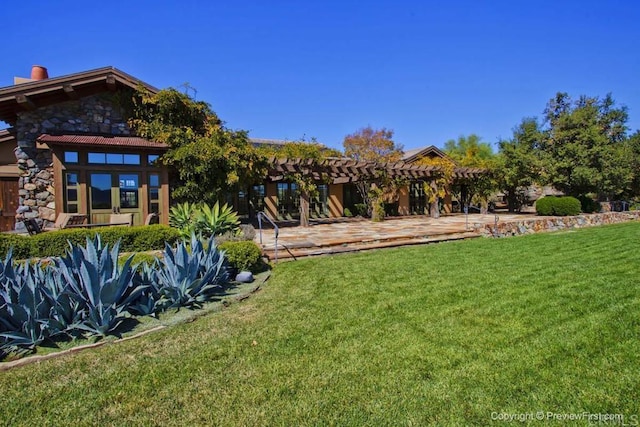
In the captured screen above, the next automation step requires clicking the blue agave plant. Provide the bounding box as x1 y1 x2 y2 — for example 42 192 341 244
128 260 162 317
55 236 147 336
156 234 228 309
0 254 58 352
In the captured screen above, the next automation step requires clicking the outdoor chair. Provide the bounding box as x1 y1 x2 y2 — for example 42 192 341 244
45 213 88 231
144 213 159 225
23 218 43 235
109 213 134 226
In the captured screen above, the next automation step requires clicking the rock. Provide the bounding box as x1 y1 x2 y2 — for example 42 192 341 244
36 191 50 201
23 183 36 191
235 271 254 283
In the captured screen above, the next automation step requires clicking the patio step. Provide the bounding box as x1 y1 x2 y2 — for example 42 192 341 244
261 230 482 261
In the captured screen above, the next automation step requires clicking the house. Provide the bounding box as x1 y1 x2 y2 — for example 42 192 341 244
0 66 170 230
0 65 484 231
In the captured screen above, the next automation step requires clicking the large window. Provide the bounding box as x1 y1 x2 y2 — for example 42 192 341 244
90 173 112 210
64 172 79 213
311 184 329 217
409 181 427 215
277 182 299 219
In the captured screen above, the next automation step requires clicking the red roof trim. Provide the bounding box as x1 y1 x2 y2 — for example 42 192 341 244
37 134 168 150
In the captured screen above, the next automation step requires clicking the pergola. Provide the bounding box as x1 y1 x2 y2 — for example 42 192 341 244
266 157 486 183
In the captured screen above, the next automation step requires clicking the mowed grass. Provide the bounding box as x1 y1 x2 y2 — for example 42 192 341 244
1 223 640 426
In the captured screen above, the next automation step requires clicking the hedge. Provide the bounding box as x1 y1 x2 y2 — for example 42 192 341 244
219 240 263 272
535 196 582 216
0 225 180 259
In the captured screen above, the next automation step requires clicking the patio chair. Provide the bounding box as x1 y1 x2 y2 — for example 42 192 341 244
23 218 43 235
45 213 88 230
144 213 159 225
109 213 134 226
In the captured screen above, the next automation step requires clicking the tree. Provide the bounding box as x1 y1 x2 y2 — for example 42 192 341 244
128 88 267 205
343 127 403 162
626 130 640 198
496 118 544 212
256 139 341 227
343 126 404 220
444 134 494 167
541 92 632 199
444 134 498 213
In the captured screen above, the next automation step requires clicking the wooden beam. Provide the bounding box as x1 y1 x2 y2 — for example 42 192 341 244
15 94 36 111
106 74 117 91
63 84 78 100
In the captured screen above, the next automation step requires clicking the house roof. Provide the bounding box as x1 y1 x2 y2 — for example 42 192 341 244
0 128 16 145
250 138 289 147
36 134 168 150
0 66 158 125
402 145 450 163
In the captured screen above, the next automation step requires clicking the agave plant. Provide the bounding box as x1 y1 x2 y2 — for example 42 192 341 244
196 202 240 238
55 236 146 336
169 202 199 237
0 256 58 351
127 261 162 317
156 234 228 309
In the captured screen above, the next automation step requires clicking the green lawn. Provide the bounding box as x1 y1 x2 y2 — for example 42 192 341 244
1 223 639 426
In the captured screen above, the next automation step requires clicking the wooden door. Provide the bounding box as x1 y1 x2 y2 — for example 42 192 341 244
0 178 18 231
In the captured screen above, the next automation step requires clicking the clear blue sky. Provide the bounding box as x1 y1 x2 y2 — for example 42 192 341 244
2 0 640 151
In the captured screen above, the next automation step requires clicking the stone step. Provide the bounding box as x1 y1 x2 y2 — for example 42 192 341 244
262 231 481 261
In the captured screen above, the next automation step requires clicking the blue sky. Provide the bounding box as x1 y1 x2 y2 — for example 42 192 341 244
2 0 639 151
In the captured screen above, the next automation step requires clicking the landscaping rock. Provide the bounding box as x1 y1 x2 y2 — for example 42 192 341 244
235 271 254 283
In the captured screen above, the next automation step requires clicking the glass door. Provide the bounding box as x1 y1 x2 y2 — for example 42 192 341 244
89 172 142 225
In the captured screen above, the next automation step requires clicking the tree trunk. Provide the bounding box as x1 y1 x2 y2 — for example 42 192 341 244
300 192 310 227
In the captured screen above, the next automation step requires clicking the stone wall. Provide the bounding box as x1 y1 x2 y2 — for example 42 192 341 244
14 93 130 228
475 211 640 237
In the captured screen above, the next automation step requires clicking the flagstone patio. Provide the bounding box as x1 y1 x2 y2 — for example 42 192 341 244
255 213 535 260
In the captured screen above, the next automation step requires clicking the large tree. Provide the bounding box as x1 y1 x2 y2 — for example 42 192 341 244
496 118 544 212
343 126 404 221
128 88 267 204
541 92 631 199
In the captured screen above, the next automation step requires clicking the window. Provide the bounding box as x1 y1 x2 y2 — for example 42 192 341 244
148 173 160 214
88 152 141 165
64 151 79 163
90 173 112 210
148 154 159 164
64 172 79 213
119 174 139 208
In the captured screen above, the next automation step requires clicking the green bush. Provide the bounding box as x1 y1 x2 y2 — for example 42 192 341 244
219 241 263 272
578 195 601 213
353 203 368 217
535 196 582 216
0 225 180 259
0 234 33 260
343 208 353 217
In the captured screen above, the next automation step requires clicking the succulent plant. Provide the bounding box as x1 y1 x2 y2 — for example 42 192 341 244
55 236 146 336
156 234 228 309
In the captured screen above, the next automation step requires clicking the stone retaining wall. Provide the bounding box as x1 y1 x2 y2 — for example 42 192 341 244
474 211 640 237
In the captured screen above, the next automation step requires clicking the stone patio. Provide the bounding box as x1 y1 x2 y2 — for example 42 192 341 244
255 213 533 260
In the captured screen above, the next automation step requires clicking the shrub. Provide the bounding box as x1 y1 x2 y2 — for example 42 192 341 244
353 203 368 217
0 225 180 259
0 235 32 260
343 208 353 217
219 241 263 272
214 224 256 246
535 196 582 216
577 195 601 214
